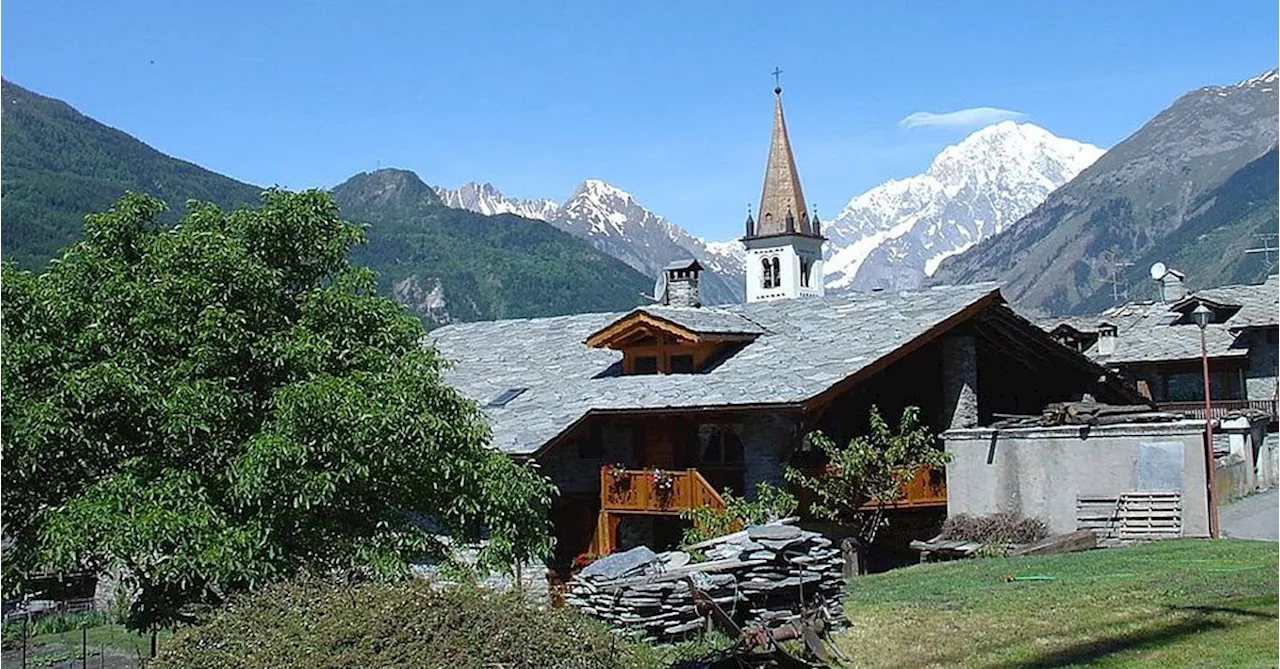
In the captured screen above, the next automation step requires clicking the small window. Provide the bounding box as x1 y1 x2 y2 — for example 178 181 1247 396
633 356 658 375
770 257 781 288
760 257 772 289
800 259 811 288
487 387 527 407
670 354 695 374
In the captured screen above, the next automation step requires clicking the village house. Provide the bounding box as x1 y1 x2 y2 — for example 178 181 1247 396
1040 271 1279 495
428 84 1150 574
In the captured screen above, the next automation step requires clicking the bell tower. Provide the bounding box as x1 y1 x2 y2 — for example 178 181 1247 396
743 75 824 303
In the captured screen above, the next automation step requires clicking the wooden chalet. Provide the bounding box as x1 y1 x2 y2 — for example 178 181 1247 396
426 82 1147 574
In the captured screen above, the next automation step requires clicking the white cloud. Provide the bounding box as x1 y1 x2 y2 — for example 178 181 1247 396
898 107 1027 130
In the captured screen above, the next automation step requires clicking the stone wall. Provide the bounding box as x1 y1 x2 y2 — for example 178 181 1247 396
740 413 796 498
665 276 700 308
1262 432 1280 490
941 335 978 430
1241 328 1278 402
538 420 632 495
1215 453 1254 504
944 421 1211 536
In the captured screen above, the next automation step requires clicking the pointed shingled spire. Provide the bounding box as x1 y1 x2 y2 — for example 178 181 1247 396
751 86 815 238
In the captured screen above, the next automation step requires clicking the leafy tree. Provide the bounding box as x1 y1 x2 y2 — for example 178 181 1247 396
1 190 557 633
679 483 798 547
784 405 950 546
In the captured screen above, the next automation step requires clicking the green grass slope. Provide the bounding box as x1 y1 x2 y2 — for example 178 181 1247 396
335 169 651 326
1 79 264 268
835 538 1278 668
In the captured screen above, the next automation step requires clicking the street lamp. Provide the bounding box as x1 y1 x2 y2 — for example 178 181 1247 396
1191 303 1219 538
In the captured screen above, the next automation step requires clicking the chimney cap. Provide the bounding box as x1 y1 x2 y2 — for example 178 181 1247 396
664 259 703 273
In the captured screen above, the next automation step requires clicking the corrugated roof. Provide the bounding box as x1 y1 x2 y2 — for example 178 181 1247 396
429 283 1002 454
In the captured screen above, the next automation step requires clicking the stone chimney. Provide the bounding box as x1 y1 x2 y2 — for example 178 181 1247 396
662 260 702 308
1159 268 1187 303
1095 322 1119 356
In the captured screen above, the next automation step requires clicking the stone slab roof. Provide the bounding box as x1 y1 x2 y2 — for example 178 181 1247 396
429 283 1001 455
1101 313 1246 364
1041 276 1276 364
1199 274 1278 329
631 306 766 337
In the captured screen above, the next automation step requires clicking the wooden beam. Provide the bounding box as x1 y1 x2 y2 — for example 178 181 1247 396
585 311 703 349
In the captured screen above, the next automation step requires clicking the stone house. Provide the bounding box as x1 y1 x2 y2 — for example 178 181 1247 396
428 83 1146 573
1041 272 1278 493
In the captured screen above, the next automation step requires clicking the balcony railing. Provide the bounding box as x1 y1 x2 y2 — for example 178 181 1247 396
1157 399 1278 421
600 467 727 514
874 466 948 508
796 466 947 512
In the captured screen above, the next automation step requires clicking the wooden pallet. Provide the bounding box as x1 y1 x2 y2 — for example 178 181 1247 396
1077 491 1182 546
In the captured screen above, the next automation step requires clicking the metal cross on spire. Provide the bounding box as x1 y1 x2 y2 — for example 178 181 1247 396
771 67 784 92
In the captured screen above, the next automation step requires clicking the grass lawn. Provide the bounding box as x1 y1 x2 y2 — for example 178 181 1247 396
834 538 1278 668
1 624 170 669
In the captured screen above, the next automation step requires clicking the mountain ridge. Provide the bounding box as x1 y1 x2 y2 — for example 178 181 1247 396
1 78 265 268
0 80 651 327
433 178 748 303
932 67 1279 315
822 121 1104 292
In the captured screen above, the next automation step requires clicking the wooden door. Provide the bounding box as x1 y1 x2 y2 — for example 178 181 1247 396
634 419 679 469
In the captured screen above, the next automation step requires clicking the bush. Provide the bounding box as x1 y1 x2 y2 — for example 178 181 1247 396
1 621 22 650
680 482 797 547
30 610 107 636
154 577 671 669
939 512 1049 546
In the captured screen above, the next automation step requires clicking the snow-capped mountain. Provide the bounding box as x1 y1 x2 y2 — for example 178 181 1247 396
823 122 1104 292
433 179 746 304
432 182 560 221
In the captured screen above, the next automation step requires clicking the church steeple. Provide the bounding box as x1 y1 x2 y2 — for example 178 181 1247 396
742 73 825 303
747 84 817 239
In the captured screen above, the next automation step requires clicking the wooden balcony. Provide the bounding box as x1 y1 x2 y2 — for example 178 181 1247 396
874 466 947 509
1157 399 1278 422
591 468 727 556
796 466 947 512
600 467 726 514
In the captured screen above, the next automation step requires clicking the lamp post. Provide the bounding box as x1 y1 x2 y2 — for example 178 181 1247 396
1191 303 1219 538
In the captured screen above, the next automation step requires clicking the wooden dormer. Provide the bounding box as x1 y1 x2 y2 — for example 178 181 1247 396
585 308 763 375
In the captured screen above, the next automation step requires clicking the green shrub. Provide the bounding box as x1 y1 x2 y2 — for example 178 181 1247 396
680 482 798 547
1 621 22 650
155 577 670 669
30 610 107 636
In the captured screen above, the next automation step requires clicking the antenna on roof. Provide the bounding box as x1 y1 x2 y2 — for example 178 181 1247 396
1149 261 1167 280
1103 248 1133 305
1245 233 1278 273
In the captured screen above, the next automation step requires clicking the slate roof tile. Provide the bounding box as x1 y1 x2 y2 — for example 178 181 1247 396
429 283 1001 454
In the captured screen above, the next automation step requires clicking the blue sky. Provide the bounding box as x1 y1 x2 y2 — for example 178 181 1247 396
3 1 1276 241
